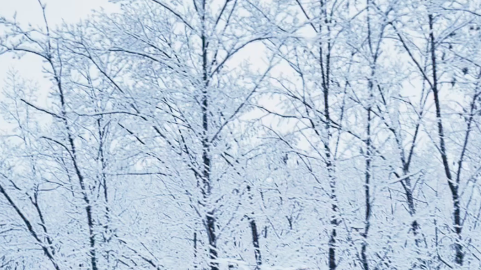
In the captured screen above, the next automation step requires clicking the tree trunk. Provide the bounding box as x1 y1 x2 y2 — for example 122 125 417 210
247 185 262 269
200 1 218 269
428 14 463 266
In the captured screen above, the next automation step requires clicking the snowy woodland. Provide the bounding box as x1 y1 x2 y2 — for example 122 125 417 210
1 0 481 269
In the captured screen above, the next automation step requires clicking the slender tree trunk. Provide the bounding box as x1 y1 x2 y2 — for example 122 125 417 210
400 176 420 237
97 118 112 266
60 96 98 270
31 189 56 257
250 219 261 269
428 14 463 266
361 3 373 268
247 185 262 269
361 104 372 270
319 1 337 267
323 44 337 270
200 1 218 269
193 231 198 269
53 69 98 270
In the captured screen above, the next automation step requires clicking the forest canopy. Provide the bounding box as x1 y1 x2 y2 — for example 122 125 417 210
1 0 481 269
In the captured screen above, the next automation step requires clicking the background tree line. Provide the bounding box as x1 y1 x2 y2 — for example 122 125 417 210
1 0 481 269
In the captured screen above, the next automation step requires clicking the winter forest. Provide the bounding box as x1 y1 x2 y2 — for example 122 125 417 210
1 0 481 269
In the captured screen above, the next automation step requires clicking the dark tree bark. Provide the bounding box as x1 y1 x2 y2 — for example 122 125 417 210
250 219 262 269
361 104 372 270
361 2 373 268
319 1 337 267
247 185 262 269
193 231 198 269
428 14 463 266
200 1 217 269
